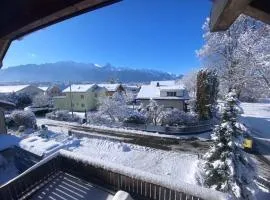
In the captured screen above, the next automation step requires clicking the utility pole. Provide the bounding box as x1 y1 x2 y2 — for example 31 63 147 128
69 82 74 118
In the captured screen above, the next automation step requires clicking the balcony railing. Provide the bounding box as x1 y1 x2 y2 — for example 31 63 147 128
0 150 230 200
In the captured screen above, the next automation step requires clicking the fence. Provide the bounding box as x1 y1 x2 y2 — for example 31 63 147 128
123 120 213 135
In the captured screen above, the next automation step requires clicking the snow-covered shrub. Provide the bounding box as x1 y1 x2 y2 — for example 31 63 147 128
10 110 36 128
6 92 32 108
98 93 130 122
32 94 50 107
46 110 81 122
123 110 146 124
199 90 257 199
158 109 198 126
142 99 164 125
87 111 113 125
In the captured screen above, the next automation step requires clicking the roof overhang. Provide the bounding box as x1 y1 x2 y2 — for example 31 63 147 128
0 100 16 110
0 0 121 68
210 0 270 32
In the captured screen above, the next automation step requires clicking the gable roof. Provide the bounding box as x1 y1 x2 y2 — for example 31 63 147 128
137 84 189 100
62 84 96 93
98 84 121 92
150 80 177 86
38 86 49 92
0 99 15 109
0 85 30 94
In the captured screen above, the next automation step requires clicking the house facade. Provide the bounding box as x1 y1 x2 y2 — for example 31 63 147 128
136 81 189 111
98 84 125 96
53 84 106 112
38 85 62 97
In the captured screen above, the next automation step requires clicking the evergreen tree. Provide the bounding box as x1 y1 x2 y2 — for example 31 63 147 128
196 69 219 120
202 90 256 199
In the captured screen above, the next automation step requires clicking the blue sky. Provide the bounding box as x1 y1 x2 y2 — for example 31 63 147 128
3 0 212 74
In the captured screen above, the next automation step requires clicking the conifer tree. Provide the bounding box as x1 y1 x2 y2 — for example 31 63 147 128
202 90 256 199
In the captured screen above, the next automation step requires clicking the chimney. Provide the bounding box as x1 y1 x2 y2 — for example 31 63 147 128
156 82 160 87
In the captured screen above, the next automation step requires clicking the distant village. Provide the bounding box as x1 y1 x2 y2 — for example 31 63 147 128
0 80 189 110
0 80 193 133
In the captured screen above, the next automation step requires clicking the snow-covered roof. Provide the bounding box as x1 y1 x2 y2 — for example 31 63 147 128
98 84 121 92
62 84 96 93
38 86 49 91
137 84 189 100
0 85 30 94
150 80 177 86
159 85 185 90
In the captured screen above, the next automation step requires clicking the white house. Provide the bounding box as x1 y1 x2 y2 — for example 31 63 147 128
137 80 189 111
0 85 44 97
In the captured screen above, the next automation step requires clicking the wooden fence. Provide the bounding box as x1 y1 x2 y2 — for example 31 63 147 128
0 153 229 200
1 155 199 200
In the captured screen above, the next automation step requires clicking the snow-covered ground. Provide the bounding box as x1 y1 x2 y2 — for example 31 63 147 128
71 137 199 185
36 118 211 140
19 132 80 157
16 126 199 185
241 103 270 140
241 102 270 162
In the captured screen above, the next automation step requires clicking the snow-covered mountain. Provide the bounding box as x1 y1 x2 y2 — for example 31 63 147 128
0 61 180 83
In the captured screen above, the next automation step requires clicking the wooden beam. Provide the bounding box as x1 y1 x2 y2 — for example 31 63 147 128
244 5 270 25
0 39 11 67
210 0 252 31
0 0 121 68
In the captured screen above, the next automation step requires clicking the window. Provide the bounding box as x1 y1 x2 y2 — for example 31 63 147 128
81 103 85 108
81 95 84 99
167 91 176 96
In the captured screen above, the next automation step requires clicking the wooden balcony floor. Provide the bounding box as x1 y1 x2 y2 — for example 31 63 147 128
30 171 114 200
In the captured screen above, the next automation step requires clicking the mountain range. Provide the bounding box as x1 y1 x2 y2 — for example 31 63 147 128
0 61 180 83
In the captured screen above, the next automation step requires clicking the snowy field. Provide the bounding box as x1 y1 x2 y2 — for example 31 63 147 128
241 102 270 140
16 127 199 185
71 137 199 185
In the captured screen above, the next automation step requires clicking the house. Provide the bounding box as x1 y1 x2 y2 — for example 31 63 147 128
53 84 106 112
123 84 140 94
150 80 182 86
38 85 62 97
136 81 189 111
0 85 44 97
98 83 125 96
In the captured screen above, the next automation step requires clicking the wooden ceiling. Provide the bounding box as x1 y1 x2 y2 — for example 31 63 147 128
0 0 121 68
210 0 270 32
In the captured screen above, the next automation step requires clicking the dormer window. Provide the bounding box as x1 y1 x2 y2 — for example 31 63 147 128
167 91 176 96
